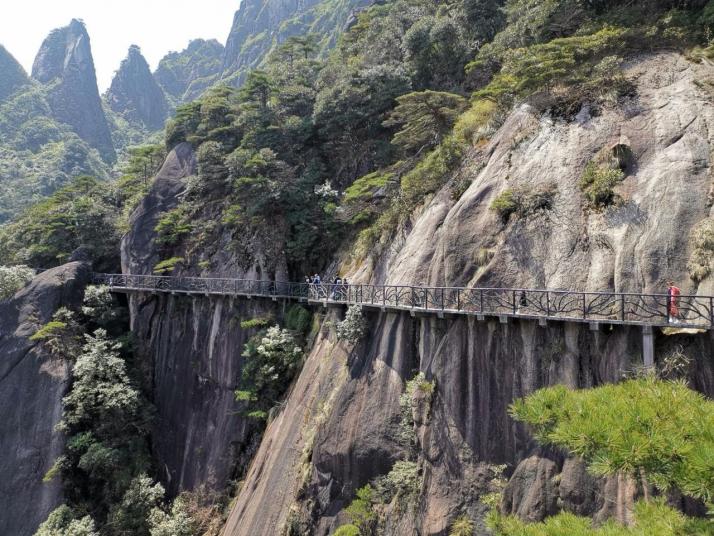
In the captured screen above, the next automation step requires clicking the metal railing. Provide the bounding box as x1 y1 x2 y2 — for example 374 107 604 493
93 273 714 329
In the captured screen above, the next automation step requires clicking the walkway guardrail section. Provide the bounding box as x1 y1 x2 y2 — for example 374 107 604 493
93 274 714 329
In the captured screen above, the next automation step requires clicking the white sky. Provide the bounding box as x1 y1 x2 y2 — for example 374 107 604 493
0 1 240 92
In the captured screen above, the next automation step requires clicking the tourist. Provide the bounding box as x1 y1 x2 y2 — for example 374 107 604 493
667 280 681 323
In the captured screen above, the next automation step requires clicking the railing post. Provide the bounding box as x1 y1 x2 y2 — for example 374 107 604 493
441 288 444 310
620 293 625 321
582 293 586 319
424 288 428 310
710 297 713 329
457 289 461 311
546 291 550 316
480 289 484 313
512 290 517 315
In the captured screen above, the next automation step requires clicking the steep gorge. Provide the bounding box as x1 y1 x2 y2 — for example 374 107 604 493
118 52 714 534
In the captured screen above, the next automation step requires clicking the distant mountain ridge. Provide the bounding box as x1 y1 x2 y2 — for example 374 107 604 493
106 45 169 131
0 0 371 222
32 19 115 162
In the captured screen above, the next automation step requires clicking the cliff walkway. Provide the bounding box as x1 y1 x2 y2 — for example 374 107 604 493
94 273 712 330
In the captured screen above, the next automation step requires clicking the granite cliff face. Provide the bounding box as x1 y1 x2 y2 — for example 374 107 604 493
31 19 115 162
0 45 29 102
121 143 288 496
105 45 169 131
154 39 225 105
217 53 714 534
0 262 91 536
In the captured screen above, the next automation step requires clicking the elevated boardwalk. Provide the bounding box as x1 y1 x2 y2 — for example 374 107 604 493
97 273 714 366
94 273 712 332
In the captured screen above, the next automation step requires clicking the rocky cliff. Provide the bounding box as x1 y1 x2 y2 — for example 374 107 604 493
221 0 371 84
105 45 169 131
218 52 714 534
154 39 225 105
0 262 91 536
121 143 288 496
31 19 115 162
0 44 30 102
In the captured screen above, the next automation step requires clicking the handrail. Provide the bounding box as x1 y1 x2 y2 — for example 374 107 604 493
92 273 713 329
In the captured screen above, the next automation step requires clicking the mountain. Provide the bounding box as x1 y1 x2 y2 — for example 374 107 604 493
0 45 30 102
31 19 115 162
6 0 714 535
221 0 372 85
154 39 224 105
105 45 169 131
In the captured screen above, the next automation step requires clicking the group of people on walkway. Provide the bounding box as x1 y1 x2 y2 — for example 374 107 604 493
305 274 350 298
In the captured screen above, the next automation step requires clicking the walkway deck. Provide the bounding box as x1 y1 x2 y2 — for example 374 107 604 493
93 273 713 331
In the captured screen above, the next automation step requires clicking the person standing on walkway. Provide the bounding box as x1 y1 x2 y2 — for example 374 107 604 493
667 280 681 323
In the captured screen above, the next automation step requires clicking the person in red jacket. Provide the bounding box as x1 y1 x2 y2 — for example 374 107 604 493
667 280 681 322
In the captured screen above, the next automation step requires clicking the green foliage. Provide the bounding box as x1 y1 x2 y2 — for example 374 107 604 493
688 218 714 282
399 372 435 448
31 307 83 359
336 305 368 343
488 498 714 535
0 84 110 222
0 176 120 270
153 257 185 274
235 325 304 420
490 184 557 222
450 515 475 536
148 496 197 536
239 316 273 330
510 377 714 501
453 99 500 145
114 144 167 233
81 285 120 326
384 91 468 154
285 304 313 335
334 524 361 536
165 101 201 149
106 475 165 536
0 264 34 300
345 485 378 536
343 171 394 204
379 460 421 504
57 329 153 520
400 136 464 209
155 205 193 246
35 505 98 536
579 161 624 207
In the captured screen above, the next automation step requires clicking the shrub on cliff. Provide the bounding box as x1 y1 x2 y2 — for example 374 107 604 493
687 218 714 282
336 305 368 344
235 325 303 420
579 161 624 207
35 505 98 536
0 264 34 300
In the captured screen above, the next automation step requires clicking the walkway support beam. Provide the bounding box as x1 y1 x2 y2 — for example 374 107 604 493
642 326 655 368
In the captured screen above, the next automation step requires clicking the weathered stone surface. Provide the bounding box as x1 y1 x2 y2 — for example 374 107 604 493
31 19 114 161
558 458 601 516
0 262 90 536
105 45 169 130
501 456 560 522
121 142 194 276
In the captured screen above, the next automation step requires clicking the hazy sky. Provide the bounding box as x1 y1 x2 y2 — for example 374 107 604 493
0 1 240 92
